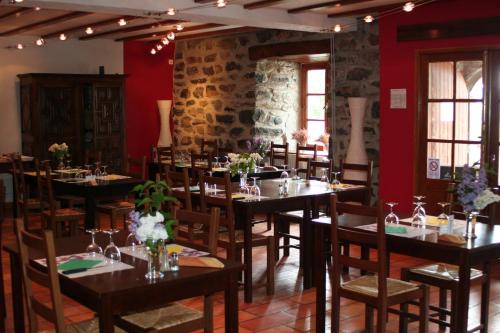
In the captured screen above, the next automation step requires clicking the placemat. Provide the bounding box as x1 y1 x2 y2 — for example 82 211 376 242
119 244 209 260
97 174 132 181
179 257 224 268
400 217 467 231
231 193 269 201
355 223 437 238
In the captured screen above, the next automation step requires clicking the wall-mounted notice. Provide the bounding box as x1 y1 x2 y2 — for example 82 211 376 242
390 88 407 109
427 158 441 179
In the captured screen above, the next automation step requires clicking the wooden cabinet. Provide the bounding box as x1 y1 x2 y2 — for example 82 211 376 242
18 74 127 171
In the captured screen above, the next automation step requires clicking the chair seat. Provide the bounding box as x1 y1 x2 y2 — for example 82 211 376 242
342 275 419 297
219 230 268 244
42 208 85 218
178 224 205 234
409 263 483 281
42 318 126 333
120 303 203 331
97 201 134 210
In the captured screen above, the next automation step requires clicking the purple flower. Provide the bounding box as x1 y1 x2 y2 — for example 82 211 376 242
457 164 488 212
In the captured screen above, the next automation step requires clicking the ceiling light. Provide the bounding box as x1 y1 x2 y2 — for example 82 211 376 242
216 0 226 8
167 31 175 41
85 27 94 35
118 18 127 26
16 43 23 50
59 33 67 41
14 0 23 3
176 24 183 31
334 3 341 7
35 38 45 46
161 37 170 45
333 24 341 33
403 2 415 12
167 8 175 16
156 44 163 50
364 15 374 23
150 48 157 55
34 7 41 11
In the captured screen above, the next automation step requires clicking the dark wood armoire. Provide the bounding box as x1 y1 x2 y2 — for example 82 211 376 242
18 73 127 172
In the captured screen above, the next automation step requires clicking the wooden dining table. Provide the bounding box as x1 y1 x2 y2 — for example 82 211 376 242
4 232 243 333
312 214 500 333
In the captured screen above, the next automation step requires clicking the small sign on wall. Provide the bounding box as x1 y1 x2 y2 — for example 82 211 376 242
390 89 407 109
427 158 441 179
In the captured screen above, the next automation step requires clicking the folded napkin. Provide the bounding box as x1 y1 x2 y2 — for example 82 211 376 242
231 193 248 200
330 183 352 189
179 257 224 269
438 233 466 245
189 186 200 192
385 225 408 234
58 259 102 271
212 167 228 172
166 244 183 254
426 216 449 226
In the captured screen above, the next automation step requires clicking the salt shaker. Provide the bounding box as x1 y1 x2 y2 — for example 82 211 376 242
170 253 179 271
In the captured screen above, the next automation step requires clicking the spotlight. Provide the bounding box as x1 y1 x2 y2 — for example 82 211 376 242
167 31 175 41
176 24 183 31
85 27 94 35
364 15 374 23
167 8 175 16
16 43 23 49
156 44 163 50
35 38 45 46
403 2 415 12
118 18 127 26
333 24 341 33
59 33 67 41
216 0 226 8
150 48 157 55
161 37 170 45
34 7 41 11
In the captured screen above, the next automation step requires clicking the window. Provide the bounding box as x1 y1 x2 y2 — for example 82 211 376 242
301 64 328 138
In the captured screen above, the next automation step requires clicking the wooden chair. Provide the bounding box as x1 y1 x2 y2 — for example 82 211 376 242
190 152 212 185
310 159 334 181
116 207 221 333
201 139 218 155
0 179 4 222
330 195 429 333
84 149 102 165
339 159 374 205
295 144 317 176
15 219 126 333
199 172 275 295
95 155 146 229
0 178 5 330
38 163 85 237
10 154 40 226
269 142 289 167
157 145 176 167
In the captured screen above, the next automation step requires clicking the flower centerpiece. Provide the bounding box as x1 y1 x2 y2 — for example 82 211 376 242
246 138 270 165
292 129 308 146
317 132 330 150
228 153 262 187
456 163 500 238
130 180 177 279
48 143 69 169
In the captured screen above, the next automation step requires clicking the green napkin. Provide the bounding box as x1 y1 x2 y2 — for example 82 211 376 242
189 186 200 192
385 225 408 234
57 259 102 271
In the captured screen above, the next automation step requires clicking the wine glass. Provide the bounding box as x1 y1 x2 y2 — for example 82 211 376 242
412 195 427 218
437 202 450 221
249 177 260 197
412 202 426 227
85 229 102 257
331 171 341 185
384 202 399 224
214 156 220 168
94 162 102 178
320 169 330 183
280 164 289 180
103 229 121 263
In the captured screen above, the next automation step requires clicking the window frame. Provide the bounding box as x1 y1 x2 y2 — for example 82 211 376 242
300 63 329 136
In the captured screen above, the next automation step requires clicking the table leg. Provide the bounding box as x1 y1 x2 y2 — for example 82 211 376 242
302 200 313 289
480 261 491 333
84 194 97 229
455 260 472 333
98 295 114 333
242 207 253 303
314 223 327 333
9 252 24 333
225 271 239 333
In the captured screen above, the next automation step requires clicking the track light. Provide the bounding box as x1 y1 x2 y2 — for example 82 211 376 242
167 31 175 41
216 0 226 8
364 15 374 23
16 43 23 49
59 33 67 41
156 44 163 50
403 2 415 12
150 48 157 55
85 27 94 35
333 24 341 33
118 18 127 26
35 38 45 46
167 8 175 16
161 37 170 45
176 24 183 31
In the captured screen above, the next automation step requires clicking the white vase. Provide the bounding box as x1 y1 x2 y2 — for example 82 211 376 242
157 100 172 147
344 97 368 181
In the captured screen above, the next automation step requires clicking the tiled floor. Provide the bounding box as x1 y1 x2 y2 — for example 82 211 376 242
1 215 499 332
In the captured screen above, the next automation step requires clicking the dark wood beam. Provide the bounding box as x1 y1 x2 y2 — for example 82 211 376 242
170 26 260 41
327 3 400 18
0 11 90 36
244 0 288 10
116 23 223 42
249 39 330 61
398 16 500 42
42 15 138 39
193 0 214 3
80 19 182 40
0 7 31 22
288 0 374 14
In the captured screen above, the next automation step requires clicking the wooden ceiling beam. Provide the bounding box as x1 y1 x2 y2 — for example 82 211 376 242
42 15 138 39
288 0 375 14
115 23 223 42
79 19 183 40
244 0 288 10
193 0 214 3
249 39 330 61
0 7 32 22
166 26 260 41
327 3 400 18
0 11 91 36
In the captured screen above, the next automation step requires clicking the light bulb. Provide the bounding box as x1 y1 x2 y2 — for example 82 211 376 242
333 24 341 33
85 27 94 35
34 7 41 11
118 18 127 26
150 48 157 55
161 37 169 45
14 0 23 2
176 24 183 31
403 2 415 12
216 0 226 8
156 44 163 50
167 8 175 16
35 38 45 46
364 15 374 23
167 31 175 40
59 33 67 41
16 43 23 50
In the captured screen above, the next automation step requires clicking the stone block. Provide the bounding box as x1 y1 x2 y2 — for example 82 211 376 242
186 66 199 75
215 114 234 124
206 85 218 97
230 127 244 139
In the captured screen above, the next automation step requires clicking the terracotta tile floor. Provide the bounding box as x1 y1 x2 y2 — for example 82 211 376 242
1 215 500 332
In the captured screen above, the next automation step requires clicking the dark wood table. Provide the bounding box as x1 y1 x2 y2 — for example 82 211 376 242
312 214 500 333
4 232 243 333
232 179 368 303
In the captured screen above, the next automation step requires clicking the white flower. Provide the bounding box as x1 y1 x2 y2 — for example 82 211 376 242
249 153 262 161
474 189 500 211
135 213 166 241
48 143 59 152
60 142 68 150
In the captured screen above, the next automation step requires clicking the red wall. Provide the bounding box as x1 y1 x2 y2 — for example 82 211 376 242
379 0 500 212
123 41 175 160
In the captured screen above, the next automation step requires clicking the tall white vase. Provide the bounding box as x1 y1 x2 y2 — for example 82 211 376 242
157 100 172 147
344 97 368 181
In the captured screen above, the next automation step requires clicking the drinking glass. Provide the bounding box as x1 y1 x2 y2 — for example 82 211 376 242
384 202 399 224
331 171 341 185
85 229 102 257
125 219 142 251
412 202 426 227
94 162 102 178
214 157 220 168
280 164 289 180
320 169 330 183
249 177 260 197
290 168 298 180
437 202 450 221
103 229 121 263
412 195 427 217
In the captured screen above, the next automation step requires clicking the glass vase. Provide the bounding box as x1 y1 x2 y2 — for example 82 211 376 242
463 211 478 239
239 172 248 188
57 156 65 170
145 241 164 280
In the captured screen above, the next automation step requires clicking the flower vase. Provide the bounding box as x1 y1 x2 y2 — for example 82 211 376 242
463 211 478 239
157 100 173 147
239 172 248 188
145 251 164 280
57 156 65 170
345 97 368 181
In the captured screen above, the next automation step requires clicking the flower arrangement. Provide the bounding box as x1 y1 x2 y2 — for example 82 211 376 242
456 163 500 213
317 132 330 146
227 152 262 176
48 142 69 159
292 129 308 146
246 138 270 157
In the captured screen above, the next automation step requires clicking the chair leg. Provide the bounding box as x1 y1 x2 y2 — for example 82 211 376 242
438 288 448 332
203 295 213 333
342 242 350 274
419 285 429 333
266 213 272 231
399 269 410 333
273 217 280 261
365 305 374 332
450 285 459 331
283 222 290 257
266 236 275 296
480 263 491 333
376 306 387 333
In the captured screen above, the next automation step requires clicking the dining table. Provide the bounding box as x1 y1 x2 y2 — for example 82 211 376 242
4 232 243 333
312 213 500 333
231 178 369 303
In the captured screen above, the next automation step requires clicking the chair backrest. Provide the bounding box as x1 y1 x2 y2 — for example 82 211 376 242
165 167 192 211
15 219 66 332
125 155 146 180
38 162 57 216
330 194 387 298
191 152 213 184
84 150 102 165
270 142 289 167
10 153 27 204
0 179 4 224
309 159 333 180
339 160 373 187
201 139 218 155
295 144 317 174
157 145 175 166
173 207 220 255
